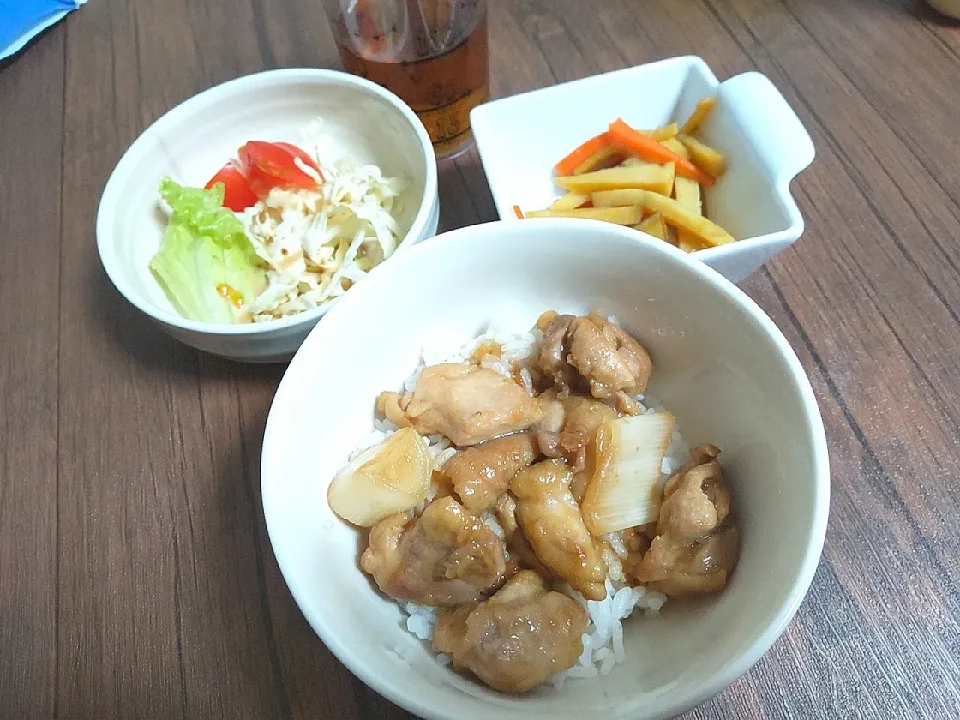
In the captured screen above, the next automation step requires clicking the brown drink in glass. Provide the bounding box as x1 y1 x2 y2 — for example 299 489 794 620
323 0 489 160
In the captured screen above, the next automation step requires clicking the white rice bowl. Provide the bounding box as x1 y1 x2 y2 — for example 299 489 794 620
261 220 830 720
351 320 692 688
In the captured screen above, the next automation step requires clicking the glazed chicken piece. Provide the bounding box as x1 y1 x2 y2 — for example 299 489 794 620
510 459 608 600
670 442 724 478
494 493 554 578
640 524 740 596
377 363 543 447
537 312 581 393
531 389 565 457
378 391 412 429
567 313 652 400
361 496 507 606
532 390 618 474
444 433 538 514
660 445 730 531
619 526 653 578
537 311 652 402
634 444 740 596
612 391 644 416
556 395 619 472
433 570 588 693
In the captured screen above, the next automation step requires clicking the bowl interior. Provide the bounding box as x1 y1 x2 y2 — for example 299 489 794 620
471 56 795 244
261 220 828 720
98 71 430 325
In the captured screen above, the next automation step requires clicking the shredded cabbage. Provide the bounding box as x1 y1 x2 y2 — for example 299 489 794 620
239 126 409 321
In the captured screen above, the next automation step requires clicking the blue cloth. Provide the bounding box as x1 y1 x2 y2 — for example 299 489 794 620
0 0 85 61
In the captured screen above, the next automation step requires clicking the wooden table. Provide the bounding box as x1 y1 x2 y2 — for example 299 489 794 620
2 0 959 717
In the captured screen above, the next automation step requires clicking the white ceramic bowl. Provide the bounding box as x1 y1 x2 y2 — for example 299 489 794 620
261 219 830 719
471 56 815 284
97 68 439 362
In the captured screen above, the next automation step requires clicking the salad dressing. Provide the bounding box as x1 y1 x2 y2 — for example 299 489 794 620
216 283 245 309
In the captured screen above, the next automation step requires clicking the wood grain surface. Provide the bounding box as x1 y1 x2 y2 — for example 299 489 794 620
1 0 958 717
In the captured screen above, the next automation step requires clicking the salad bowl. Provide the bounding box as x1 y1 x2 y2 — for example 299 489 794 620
97 68 439 362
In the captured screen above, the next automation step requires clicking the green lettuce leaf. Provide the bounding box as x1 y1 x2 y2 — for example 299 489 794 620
149 178 267 324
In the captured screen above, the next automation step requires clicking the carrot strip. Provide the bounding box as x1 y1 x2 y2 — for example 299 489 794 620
608 118 715 187
555 133 610 176
513 205 525 219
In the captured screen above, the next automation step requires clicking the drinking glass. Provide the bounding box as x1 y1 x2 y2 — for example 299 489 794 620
322 0 489 160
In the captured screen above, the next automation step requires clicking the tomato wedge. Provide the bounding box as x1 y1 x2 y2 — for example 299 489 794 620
238 141 322 198
204 162 259 212
273 142 323 177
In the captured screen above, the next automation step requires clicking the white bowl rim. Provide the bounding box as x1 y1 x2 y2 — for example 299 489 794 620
260 218 831 719
96 67 438 336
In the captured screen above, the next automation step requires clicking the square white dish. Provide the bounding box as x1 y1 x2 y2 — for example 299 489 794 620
470 56 815 283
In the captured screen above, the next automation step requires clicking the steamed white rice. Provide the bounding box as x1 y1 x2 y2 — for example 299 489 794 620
365 321 688 686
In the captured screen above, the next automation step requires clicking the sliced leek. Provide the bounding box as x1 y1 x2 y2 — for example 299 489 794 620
581 411 675 536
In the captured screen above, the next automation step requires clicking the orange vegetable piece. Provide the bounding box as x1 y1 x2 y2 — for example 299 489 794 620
555 133 611 176
513 205 525 219
607 118 715 187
